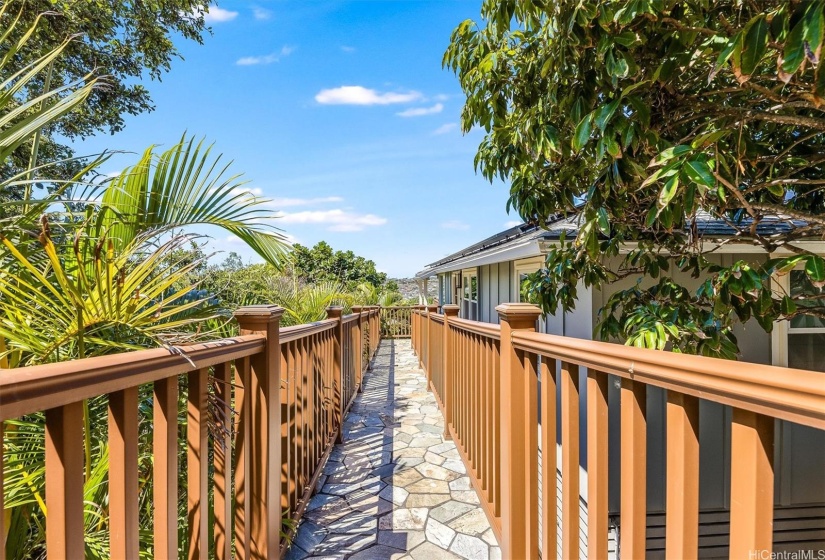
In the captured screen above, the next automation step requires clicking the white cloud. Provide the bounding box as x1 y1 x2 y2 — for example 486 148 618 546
433 94 450 101
202 6 238 23
504 220 523 228
236 46 294 66
231 187 263 196
396 103 443 118
433 123 458 135
341 46 356 53
268 196 343 207
252 6 272 20
276 209 387 232
315 86 421 106
441 220 470 231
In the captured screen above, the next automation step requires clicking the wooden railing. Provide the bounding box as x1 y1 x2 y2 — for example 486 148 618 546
379 306 414 338
0 305 381 560
412 303 825 560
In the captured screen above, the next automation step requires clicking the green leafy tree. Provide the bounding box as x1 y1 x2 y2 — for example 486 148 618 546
292 241 388 288
1 0 214 185
0 11 291 556
446 0 825 357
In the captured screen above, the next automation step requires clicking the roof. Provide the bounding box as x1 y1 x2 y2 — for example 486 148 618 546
415 211 809 278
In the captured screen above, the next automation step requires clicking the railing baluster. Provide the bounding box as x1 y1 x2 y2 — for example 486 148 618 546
524 351 540 558
45 402 85 560
730 408 775 559
154 377 179 560
665 391 699 559
587 370 610 560
560 361 580 560
493 339 501 518
187 368 209 560
214 361 233 560
621 377 647 559
0 421 4 560
541 358 558 560
234 356 251 560
109 386 139 560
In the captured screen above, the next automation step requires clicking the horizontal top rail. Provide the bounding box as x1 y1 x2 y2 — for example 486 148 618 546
0 335 266 421
512 330 825 430
430 313 445 324
280 318 337 343
449 316 502 340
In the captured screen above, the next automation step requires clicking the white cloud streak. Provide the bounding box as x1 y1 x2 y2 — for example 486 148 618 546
202 6 238 22
396 103 443 118
504 220 523 228
276 209 387 232
341 46 356 53
236 46 294 66
441 220 470 231
432 123 458 135
315 86 421 106
252 6 272 20
268 196 343 207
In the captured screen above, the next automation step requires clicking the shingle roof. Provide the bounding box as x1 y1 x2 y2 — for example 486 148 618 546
422 211 806 271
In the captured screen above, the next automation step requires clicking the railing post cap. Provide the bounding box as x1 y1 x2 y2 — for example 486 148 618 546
233 305 285 323
326 306 344 319
415 304 426 310
426 304 438 313
352 305 365 313
442 304 460 316
495 303 542 320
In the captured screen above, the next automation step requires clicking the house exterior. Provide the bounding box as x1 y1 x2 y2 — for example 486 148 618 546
416 216 825 557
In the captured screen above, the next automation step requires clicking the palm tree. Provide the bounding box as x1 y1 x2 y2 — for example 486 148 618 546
1 10 292 557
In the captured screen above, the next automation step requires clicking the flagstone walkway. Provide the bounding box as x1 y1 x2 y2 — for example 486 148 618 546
285 339 501 560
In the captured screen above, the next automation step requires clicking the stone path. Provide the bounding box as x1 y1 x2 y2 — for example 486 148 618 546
286 339 501 560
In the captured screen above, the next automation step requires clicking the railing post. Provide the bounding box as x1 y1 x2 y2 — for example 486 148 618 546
730 409 775 558
327 306 345 444
415 305 425 362
352 305 364 391
496 303 541 560
45 402 85 560
442 304 459 440
426 304 438 386
234 305 284 560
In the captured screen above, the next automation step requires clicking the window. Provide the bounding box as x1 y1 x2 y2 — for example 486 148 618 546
514 258 544 303
773 268 825 372
461 268 478 320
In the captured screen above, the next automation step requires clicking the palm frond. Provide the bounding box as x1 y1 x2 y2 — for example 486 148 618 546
94 135 291 267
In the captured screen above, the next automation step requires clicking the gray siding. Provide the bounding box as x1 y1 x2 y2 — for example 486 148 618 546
594 252 824 513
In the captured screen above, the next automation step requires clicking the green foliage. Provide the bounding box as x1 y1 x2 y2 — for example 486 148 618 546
446 0 825 357
0 0 212 182
292 241 388 289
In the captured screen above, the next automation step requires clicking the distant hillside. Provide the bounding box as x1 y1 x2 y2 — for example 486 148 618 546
391 277 438 302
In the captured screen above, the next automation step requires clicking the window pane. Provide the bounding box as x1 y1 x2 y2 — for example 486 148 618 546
788 333 825 372
789 270 825 329
471 276 478 301
519 272 539 304
463 277 470 300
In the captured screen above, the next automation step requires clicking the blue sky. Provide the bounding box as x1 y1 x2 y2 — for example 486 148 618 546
73 0 519 278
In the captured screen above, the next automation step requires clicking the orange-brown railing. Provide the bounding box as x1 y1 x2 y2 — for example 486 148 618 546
427 313 444 404
0 305 382 560
412 302 825 560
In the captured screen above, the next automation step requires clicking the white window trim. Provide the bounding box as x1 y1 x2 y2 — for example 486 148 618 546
770 265 825 368
514 257 544 302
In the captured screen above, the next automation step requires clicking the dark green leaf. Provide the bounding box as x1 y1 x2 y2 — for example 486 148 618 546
805 255 825 282
572 113 593 152
741 16 768 76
